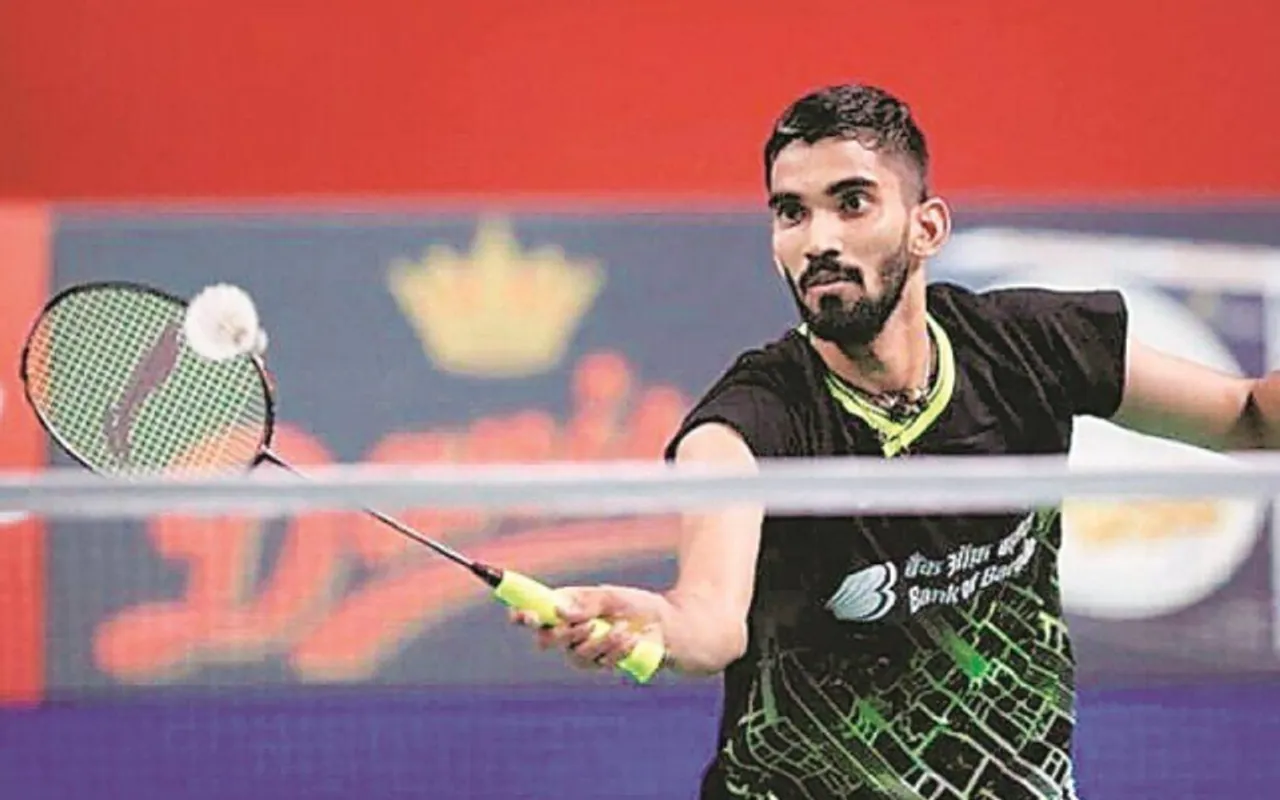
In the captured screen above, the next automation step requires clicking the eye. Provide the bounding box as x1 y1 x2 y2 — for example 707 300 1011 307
773 200 807 226
838 191 868 215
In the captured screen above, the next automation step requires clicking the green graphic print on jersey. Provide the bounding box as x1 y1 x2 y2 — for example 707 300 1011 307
720 510 1077 800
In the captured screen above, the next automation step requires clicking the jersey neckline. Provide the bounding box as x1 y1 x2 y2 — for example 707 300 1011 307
798 315 957 457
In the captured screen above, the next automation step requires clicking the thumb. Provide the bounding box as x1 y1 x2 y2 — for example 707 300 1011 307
554 585 633 623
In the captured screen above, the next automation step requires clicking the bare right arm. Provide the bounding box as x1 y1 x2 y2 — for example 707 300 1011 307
517 422 765 676
655 422 764 674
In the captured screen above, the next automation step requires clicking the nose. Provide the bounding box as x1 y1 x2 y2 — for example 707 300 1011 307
803 209 843 263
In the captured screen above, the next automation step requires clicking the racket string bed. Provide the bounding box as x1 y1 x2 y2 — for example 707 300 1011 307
25 285 270 476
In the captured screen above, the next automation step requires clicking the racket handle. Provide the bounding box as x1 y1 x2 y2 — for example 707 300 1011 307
492 570 666 684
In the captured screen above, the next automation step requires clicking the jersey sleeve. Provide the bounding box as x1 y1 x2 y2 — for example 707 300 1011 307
663 381 800 462
993 288 1130 418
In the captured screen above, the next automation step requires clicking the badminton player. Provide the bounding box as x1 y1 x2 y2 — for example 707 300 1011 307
513 84 1280 799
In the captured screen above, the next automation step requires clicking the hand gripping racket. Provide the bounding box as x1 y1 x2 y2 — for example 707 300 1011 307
18 281 666 684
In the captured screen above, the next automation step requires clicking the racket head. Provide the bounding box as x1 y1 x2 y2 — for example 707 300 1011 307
19 280 276 477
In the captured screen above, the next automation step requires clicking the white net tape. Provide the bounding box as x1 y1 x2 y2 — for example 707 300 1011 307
3 451 1279 518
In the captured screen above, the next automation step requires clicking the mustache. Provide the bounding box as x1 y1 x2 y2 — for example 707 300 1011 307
798 256 864 292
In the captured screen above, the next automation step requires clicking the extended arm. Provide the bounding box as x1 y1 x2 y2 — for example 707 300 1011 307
1112 339 1280 450
656 422 763 673
518 422 764 676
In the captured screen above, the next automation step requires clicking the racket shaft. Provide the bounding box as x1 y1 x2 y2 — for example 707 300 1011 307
264 450 480 569
492 570 665 684
260 451 664 683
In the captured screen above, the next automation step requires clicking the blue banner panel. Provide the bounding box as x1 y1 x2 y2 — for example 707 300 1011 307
41 206 1280 695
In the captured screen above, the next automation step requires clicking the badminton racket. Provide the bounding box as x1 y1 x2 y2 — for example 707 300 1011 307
17 280 666 684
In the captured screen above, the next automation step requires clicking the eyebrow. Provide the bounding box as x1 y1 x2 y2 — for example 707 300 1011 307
825 176 878 197
766 192 798 211
767 176 879 210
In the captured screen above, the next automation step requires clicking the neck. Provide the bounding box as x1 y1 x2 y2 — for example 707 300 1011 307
809 271 931 395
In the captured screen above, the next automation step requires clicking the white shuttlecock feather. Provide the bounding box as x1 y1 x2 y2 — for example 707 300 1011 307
182 284 268 361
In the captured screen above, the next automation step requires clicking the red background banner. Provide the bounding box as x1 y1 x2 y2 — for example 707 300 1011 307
1 1 1277 201
0 205 48 705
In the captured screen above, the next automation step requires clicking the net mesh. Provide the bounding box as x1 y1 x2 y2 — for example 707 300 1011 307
22 285 270 475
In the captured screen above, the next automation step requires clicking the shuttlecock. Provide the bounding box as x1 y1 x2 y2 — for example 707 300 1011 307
182 284 268 361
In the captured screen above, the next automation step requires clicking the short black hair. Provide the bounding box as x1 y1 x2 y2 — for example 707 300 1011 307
763 84 930 200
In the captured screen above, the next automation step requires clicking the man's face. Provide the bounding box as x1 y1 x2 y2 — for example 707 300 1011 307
768 137 920 347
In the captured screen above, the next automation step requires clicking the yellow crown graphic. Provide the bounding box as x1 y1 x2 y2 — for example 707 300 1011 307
387 217 605 378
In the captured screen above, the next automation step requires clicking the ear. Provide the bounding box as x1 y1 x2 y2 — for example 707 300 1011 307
909 196 952 259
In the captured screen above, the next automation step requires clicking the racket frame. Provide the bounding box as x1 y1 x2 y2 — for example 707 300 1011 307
18 279 278 476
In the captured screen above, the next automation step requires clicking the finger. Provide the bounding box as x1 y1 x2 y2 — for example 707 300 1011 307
597 627 641 669
564 629 616 671
596 630 640 670
568 629 611 664
509 609 538 627
535 623 570 650
564 640 606 669
566 636 637 672
569 622 635 667
539 621 593 652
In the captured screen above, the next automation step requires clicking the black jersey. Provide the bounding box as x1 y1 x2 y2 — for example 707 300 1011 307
664 281 1128 800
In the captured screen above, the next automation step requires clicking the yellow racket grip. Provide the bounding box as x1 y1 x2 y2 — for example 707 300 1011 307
493 570 665 684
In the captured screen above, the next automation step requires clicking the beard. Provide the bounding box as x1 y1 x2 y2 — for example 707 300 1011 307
784 238 912 348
